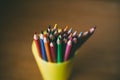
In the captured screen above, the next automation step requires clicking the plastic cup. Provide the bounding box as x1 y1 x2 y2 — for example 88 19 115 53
32 41 74 80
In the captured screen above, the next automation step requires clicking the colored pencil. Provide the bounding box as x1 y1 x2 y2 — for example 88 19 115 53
52 24 57 31
83 31 89 37
57 38 62 63
33 33 42 57
68 37 77 59
64 39 72 61
58 28 62 34
67 28 72 34
68 33 73 39
78 32 83 38
49 33 55 41
39 33 47 61
64 26 68 32
76 26 96 51
89 25 96 34
44 36 51 62
47 25 51 33
72 31 77 37
43 31 47 37
50 42 56 62
33 24 96 62
62 37 68 61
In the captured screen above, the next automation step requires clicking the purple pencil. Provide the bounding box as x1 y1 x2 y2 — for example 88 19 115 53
64 39 72 61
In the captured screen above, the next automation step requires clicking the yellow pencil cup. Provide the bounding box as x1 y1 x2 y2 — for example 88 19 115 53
32 41 74 80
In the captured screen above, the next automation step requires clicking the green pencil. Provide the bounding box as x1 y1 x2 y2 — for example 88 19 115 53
57 38 62 63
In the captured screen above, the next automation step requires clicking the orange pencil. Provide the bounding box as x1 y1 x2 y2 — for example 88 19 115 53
33 33 42 57
43 36 51 62
64 26 68 32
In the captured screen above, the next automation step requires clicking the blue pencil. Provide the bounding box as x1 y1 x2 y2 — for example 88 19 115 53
39 33 47 61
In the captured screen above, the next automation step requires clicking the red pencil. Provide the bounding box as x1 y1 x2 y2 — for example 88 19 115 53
33 33 42 57
50 42 56 62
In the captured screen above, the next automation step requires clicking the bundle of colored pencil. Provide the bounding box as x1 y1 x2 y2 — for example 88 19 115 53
33 24 96 63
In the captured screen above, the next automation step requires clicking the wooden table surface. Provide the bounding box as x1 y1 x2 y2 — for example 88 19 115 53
0 0 120 80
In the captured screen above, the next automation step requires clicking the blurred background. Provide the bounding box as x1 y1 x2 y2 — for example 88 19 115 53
0 0 120 80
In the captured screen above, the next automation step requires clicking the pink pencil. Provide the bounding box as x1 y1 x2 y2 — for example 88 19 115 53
89 26 96 34
64 39 72 61
50 42 56 62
